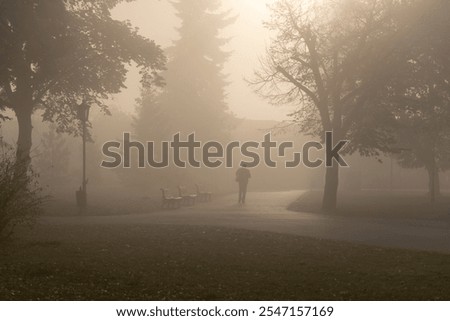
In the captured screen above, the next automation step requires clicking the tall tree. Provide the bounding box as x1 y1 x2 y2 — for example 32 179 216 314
395 114 450 201
386 4 450 202
251 0 444 211
0 0 166 174
135 0 235 141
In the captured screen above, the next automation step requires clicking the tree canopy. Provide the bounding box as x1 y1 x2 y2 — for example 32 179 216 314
384 0 450 200
0 0 166 168
251 0 449 210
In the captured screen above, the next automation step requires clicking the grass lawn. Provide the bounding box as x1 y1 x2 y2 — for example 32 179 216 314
0 223 449 300
288 190 450 219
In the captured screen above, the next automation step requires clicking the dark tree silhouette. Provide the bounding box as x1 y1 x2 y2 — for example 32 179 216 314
386 3 450 202
395 115 450 201
251 0 445 211
0 0 166 175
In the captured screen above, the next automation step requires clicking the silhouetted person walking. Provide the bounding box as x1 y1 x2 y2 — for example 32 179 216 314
236 163 251 204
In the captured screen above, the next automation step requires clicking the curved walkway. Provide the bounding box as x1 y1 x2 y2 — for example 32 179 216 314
43 191 450 254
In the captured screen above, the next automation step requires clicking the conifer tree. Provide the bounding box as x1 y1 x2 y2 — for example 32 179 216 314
136 0 235 141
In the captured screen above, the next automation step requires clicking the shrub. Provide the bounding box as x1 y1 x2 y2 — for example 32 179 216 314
0 145 46 241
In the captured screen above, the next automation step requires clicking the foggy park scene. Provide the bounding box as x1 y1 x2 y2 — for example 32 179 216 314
1 0 450 301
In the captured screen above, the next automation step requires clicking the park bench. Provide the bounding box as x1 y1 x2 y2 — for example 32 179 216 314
178 185 197 206
195 184 212 202
160 188 182 209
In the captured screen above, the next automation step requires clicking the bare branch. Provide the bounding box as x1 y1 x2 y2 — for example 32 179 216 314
275 65 319 106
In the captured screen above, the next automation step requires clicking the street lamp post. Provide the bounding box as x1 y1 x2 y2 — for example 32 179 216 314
76 101 90 214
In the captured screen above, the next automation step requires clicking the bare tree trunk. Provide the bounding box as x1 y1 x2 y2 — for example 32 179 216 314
14 107 33 177
322 163 339 212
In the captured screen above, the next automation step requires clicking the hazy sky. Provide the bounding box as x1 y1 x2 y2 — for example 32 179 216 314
111 0 292 121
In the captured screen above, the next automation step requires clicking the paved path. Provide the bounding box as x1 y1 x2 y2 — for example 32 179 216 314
43 191 450 254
